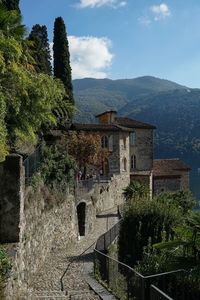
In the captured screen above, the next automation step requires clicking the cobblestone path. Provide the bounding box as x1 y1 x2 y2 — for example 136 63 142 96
30 207 119 299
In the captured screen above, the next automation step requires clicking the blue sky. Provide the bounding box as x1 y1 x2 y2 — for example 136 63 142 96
20 0 200 87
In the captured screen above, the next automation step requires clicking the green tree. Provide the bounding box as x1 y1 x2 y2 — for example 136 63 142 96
123 181 149 201
0 2 24 39
28 24 52 75
157 190 196 215
118 197 182 266
53 16 74 105
0 4 73 160
2 0 20 13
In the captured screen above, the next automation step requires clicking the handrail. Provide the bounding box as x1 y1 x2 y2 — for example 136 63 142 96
95 242 185 280
94 217 187 300
60 241 96 292
150 285 174 300
94 248 143 278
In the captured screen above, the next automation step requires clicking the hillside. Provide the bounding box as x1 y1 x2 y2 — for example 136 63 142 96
73 76 186 122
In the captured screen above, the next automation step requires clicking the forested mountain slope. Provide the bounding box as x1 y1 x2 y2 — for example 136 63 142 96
73 76 186 123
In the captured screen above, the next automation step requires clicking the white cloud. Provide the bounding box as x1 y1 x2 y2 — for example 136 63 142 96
77 0 127 9
138 16 151 26
50 36 113 79
150 3 171 21
68 36 113 79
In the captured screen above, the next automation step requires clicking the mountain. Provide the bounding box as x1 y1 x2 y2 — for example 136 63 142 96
73 76 200 198
73 76 186 122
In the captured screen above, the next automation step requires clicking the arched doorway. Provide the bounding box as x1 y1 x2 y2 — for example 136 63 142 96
77 202 86 237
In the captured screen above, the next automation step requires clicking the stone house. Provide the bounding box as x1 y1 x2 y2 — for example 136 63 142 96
71 110 191 195
153 158 191 195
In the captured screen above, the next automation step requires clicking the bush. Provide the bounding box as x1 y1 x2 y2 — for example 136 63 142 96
118 197 182 267
0 246 11 280
39 143 76 189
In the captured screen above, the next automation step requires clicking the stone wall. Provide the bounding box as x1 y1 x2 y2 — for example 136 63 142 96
153 176 181 195
5 184 77 299
180 172 190 190
119 132 130 174
1 153 129 298
130 129 153 171
109 132 120 175
0 155 78 299
94 173 130 212
0 154 23 243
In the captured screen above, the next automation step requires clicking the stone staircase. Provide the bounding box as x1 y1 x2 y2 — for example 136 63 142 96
32 289 99 299
30 207 119 300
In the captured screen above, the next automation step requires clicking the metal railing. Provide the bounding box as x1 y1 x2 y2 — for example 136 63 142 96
23 145 41 185
94 220 197 300
150 285 173 300
96 220 122 252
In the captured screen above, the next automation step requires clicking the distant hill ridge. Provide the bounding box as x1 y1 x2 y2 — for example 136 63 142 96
73 76 188 123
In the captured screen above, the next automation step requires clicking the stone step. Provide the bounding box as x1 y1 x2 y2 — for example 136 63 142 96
31 289 99 300
32 290 68 299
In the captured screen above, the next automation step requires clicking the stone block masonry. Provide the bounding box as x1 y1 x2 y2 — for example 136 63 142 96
0 155 78 299
0 154 23 243
1 153 128 299
5 185 78 299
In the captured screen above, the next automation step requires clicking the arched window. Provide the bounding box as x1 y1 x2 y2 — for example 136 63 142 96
101 135 108 148
131 155 136 169
130 131 136 145
122 157 127 171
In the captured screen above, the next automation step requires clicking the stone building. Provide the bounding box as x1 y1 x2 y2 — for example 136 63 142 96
153 158 191 195
72 110 191 195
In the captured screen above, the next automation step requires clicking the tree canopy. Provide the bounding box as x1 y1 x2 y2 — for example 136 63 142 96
63 131 109 171
2 0 20 13
53 16 74 105
0 3 73 161
28 24 52 75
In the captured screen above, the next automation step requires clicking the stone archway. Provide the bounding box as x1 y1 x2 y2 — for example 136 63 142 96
77 202 86 237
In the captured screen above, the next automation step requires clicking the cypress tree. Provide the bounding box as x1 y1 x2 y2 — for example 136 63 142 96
53 17 74 105
2 0 20 13
28 24 52 75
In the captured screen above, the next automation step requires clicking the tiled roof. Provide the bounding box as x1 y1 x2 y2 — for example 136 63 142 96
71 123 132 132
95 110 117 117
115 117 156 129
153 159 191 177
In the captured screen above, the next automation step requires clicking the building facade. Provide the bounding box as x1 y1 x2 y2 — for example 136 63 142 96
71 110 190 195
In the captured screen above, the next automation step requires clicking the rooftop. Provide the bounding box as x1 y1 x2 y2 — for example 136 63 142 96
95 110 117 118
70 123 132 132
115 117 156 129
153 159 191 177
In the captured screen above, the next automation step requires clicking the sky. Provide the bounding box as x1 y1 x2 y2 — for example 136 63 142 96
20 0 200 88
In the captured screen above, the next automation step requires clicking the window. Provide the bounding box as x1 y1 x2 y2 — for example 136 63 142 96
109 135 113 151
122 157 127 171
130 131 136 145
131 155 136 169
123 137 126 149
101 135 108 148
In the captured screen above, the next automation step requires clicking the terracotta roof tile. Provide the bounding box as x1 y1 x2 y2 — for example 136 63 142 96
115 117 156 129
153 159 191 177
71 123 131 132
